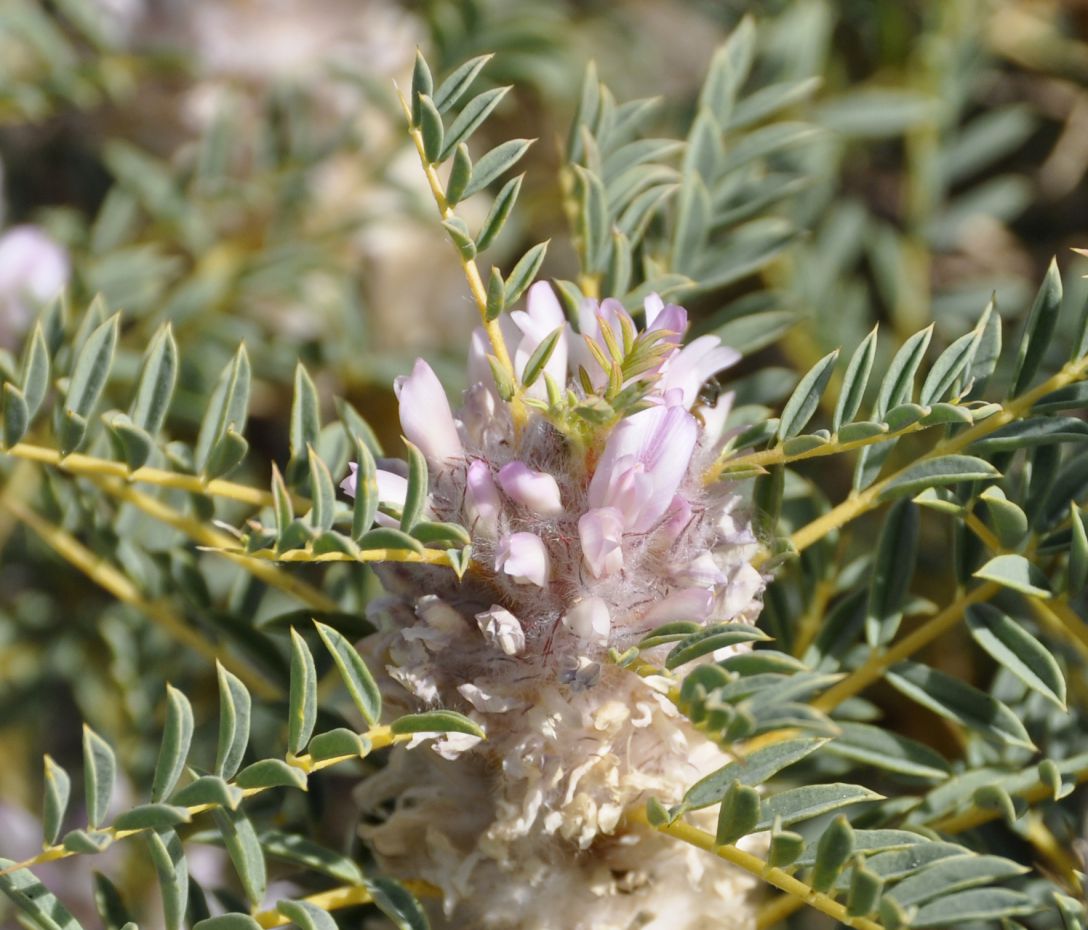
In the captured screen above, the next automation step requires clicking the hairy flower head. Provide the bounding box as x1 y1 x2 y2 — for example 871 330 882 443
343 285 764 928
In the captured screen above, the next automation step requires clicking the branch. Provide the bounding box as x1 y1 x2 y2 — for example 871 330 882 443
627 806 886 930
1 497 278 699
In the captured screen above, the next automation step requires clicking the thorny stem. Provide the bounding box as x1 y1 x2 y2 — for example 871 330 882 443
0 726 406 880
627 806 887 930
1 497 278 699
3 441 276 507
397 91 526 429
741 353 1088 563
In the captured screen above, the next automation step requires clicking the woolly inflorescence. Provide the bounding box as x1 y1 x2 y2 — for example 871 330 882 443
343 283 767 930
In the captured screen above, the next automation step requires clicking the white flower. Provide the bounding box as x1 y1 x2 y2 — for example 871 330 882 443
475 606 526 656
562 597 611 644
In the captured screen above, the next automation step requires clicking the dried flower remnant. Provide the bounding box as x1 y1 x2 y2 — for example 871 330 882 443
343 283 765 930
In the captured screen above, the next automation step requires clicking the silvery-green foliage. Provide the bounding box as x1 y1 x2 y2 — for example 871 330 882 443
1 5 1087 930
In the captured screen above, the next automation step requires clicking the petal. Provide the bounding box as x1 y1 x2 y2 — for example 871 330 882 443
475 605 526 655
497 461 564 517
339 461 358 498
495 532 550 587
588 405 698 532
465 460 502 535
459 381 497 445
659 335 740 408
562 596 611 644
0 226 70 302
577 506 625 578
394 358 463 466
643 293 665 328
511 283 569 399
640 587 714 629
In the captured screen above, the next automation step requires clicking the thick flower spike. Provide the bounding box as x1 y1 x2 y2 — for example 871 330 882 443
342 285 763 930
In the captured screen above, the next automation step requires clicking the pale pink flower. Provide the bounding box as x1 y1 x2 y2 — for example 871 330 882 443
497 461 564 517
394 358 463 466
495 532 551 586
0 226 69 345
587 405 698 533
509 282 568 398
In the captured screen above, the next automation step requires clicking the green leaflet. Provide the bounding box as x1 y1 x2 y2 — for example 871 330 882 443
42 754 71 845
314 620 382 725
129 323 178 436
212 805 267 906
476 175 523 252
275 900 337 930
777 349 839 439
965 604 1065 708
911 888 1036 926
503 241 550 306
878 455 998 500
146 829 188 930
755 783 883 831
833 326 878 432
287 628 318 754
260 830 365 885
680 737 826 812
461 139 533 200
289 363 320 466
152 685 194 802
825 722 951 781
1010 258 1062 396
215 663 252 780
885 661 1035 750
0 858 85 930
440 87 510 161
433 54 492 113
194 345 250 473
234 759 308 791
865 499 919 647
973 553 1052 598
366 877 431 930
112 803 190 831
391 711 484 738
888 854 1028 907
82 725 115 829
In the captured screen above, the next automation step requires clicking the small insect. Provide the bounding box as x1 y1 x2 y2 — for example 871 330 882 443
696 376 723 408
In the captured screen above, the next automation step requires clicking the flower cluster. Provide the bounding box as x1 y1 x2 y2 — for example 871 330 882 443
343 284 766 929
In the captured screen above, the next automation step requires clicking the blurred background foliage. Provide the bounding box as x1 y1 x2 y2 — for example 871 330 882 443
2 0 1088 925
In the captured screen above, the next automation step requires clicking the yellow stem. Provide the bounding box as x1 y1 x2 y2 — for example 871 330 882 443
0 724 403 879
810 582 999 714
2 497 278 699
397 91 526 429
92 477 339 613
253 878 439 928
780 353 1088 558
239 547 456 567
4 442 274 507
928 759 1088 834
1026 597 1088 663
964 511 1003 554
627 807 886 930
